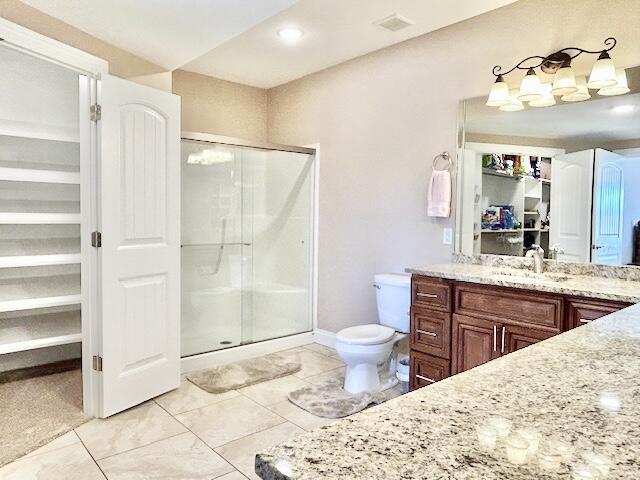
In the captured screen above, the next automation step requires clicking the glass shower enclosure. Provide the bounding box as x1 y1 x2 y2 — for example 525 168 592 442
180 133 315 358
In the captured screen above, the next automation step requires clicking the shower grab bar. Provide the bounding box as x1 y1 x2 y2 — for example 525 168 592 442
181 243 252 247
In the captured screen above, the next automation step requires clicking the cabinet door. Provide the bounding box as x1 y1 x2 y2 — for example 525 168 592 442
566 299 631 330
409 350 450 391
452 314 500 374
504 324 556 354
410 306 451 359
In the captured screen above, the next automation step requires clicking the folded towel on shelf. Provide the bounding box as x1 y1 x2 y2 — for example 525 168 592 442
427 169 451 217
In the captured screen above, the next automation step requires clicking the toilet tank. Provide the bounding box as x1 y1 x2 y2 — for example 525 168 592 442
374 273 411 333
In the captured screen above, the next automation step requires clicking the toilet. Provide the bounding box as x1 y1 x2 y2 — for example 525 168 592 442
335 273 410 394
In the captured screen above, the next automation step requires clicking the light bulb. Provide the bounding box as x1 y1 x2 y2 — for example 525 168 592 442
277 27 304 44
598 68 630 96
500 89 525 111
587 51 617 89
518 68 543 101
561 75 591 102
530 83 556 107
551 65 577 95
486 75 510 107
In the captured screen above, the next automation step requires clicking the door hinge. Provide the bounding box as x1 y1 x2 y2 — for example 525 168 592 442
90 104 102 122
92 355 103 372
91 231 102 248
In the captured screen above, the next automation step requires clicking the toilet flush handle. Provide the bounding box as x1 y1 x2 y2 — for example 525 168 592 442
372 283 381 289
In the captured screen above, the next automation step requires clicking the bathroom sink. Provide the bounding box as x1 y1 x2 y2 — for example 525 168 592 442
492 270 570 285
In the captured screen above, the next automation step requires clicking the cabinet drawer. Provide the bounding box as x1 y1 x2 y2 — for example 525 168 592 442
454 283 562 332
409 350 450 391
412 276 451 311
566 298 631 330
410 307 451 359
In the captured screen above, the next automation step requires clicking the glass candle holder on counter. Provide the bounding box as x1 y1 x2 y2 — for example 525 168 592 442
584 452 611 477
549 437 575 463
505 433 529 465
476 424 498 451
537 442 562 472
516 428 541 459
573 463 602 480
487 416 512 439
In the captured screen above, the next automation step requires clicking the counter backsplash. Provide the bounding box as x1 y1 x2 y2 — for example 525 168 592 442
452 253 640 281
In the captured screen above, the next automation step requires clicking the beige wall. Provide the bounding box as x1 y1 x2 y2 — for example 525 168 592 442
267 0 640 333
173 70 268 140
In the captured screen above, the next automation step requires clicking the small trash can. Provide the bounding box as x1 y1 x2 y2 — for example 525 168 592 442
396 354 410 394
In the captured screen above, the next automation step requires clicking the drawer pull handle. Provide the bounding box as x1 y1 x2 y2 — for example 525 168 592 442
417 293 438 299
493 325 497 352
416 329 437 337
415 374 436 384
579 318 593 324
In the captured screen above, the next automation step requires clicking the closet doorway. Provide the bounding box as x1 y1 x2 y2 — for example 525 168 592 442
0 18 182 428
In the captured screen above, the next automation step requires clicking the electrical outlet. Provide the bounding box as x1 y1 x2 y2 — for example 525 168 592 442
443 228 453 245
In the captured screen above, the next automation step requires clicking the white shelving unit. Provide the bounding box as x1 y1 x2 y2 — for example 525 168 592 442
466 143 563 257
0 44 82 372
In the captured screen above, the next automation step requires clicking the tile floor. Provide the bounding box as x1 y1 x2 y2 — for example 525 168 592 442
0 344 403 480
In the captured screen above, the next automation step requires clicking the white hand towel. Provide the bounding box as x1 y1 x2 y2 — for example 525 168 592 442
427 170 451 218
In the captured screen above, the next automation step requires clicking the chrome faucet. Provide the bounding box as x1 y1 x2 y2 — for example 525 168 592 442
526 244 545 274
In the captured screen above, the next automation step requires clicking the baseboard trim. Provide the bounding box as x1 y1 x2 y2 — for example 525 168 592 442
180 332 315 373
312 328 337 348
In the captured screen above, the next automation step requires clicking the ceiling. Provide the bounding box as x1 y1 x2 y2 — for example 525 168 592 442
21 0 517 88
20 0 299 70
465 90 640 144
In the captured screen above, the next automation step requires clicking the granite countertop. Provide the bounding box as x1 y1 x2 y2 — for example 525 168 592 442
256 303 640 479
405 262 640 303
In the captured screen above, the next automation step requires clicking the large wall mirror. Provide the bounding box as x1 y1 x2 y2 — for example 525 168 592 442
456 66 640 266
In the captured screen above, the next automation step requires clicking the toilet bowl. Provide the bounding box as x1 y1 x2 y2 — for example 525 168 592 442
335 274 410 394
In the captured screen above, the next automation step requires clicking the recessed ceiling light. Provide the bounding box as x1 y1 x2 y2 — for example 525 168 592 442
612 104 635 114
277 27 303 44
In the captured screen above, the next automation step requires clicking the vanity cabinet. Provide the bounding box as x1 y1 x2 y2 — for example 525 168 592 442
451 314 500 373
409 275 631 391
565 297 631 330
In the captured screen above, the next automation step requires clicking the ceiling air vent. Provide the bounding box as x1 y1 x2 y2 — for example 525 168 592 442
374 13 415 32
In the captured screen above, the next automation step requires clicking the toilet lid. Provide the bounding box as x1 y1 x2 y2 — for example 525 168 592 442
336 324 396 345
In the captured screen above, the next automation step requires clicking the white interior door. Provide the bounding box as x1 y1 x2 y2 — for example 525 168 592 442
98 74 181 417
550 150 594 262
592 149 625 264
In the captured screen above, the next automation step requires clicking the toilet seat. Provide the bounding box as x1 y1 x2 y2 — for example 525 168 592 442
336 324 395 346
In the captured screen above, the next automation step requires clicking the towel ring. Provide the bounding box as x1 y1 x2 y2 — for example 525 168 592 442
433 152 451 171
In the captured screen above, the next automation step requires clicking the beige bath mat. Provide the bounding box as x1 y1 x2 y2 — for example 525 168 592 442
0 368 88 468
187 352 301 394
288 378 389 418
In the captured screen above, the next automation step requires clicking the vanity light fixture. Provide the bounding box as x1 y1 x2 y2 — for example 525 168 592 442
486 38 630 110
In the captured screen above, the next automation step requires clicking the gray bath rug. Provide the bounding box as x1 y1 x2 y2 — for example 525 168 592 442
288 378 390 418
0 369 88 468
187 352 301 394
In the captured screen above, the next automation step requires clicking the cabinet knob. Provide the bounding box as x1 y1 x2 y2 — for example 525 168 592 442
579 318 593 324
